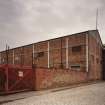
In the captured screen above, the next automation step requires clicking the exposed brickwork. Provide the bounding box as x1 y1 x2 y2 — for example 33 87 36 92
35 68 87 90
0 30 103 91
88 31 102 80
0 32 87 70
34 41 48 68
23 45 33 66
102 49 105 80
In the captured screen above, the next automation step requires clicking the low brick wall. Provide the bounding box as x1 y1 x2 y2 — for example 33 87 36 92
35 68 88 90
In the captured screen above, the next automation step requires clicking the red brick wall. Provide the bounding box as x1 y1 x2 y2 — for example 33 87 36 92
68 33 86 71
0 30 103 91
0 51 7 64
88 31 102 80
102 49 105 80
35 68 87 90
0 32 87 71
34 42 48 68
23 45 33 66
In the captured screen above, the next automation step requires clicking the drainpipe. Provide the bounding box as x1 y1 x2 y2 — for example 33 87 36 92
20 47 23 67
66 37 69 69
48 41 50 68
5 44 9 91
86 34 89 72
13 50 14 65
32 44 35 68
61 38 63 68
6 44 9 65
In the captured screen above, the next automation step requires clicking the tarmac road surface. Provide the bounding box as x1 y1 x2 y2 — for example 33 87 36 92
1 82 105 105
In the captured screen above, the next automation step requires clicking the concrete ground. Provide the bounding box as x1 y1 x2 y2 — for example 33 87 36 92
1 82 105 105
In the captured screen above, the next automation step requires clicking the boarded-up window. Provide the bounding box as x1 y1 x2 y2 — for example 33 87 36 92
72 46 81 53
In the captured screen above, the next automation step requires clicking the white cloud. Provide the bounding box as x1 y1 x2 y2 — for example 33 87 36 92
0 0 105 51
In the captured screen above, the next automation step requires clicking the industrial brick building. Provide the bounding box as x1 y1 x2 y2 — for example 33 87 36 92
0 30 103 93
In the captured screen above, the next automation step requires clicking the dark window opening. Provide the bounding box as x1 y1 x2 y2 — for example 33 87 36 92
70 65 81 70
91 55 94 63
96 58 99 64
72 46 82 52
35 52 44 58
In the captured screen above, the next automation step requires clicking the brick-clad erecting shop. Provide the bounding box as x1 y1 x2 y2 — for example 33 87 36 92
0 30 104 93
